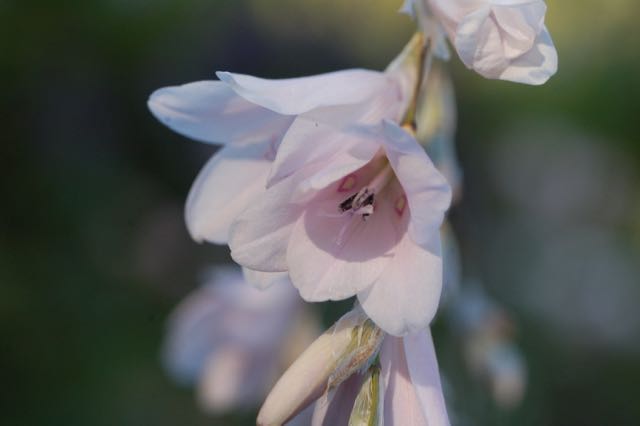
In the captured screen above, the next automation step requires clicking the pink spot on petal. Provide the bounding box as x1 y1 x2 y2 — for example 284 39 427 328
394 194 407 217
338 174 357 192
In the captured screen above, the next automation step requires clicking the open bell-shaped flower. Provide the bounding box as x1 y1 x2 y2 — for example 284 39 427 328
147 34 427 290
230 116 451 336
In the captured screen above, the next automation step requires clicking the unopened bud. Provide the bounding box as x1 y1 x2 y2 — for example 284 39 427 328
257 307 384 426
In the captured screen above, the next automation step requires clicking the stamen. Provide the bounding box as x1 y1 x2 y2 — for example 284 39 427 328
337 165 393 221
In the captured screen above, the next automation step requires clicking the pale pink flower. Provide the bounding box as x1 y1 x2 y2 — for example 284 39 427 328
312 330 450 426
403 0 557 84
230 116 451 336
162 266 319 416
147 38 423 290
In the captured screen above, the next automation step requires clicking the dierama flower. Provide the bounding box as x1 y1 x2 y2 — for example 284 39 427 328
147 35 426 289
162 266 320 415
229 36 452 337
403 0 557 84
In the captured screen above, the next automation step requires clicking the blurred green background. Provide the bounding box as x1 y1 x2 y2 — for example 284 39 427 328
1 0 639 425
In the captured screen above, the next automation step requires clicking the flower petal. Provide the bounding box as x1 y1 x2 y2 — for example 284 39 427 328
497 25 557 85
268 105 382 188
381 120 451 250
287 195 402 302
452 2 556 84
185 142 272 244
228 174 304 272
358 232 443 336
380 336 429 425
403 330 450 426
148 81 293 144
216 69 388 115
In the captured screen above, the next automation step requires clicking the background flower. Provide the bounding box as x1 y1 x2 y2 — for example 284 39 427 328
163 265 320 417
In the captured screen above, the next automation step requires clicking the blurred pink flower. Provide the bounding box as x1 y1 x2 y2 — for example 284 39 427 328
312 330 450 426
162 266 319 416
403 0 557 84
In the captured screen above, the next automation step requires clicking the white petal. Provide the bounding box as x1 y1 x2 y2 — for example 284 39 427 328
497 26 557 85
228 174 304 272
451 2 557 84
358 232 443 336
185 142 272 244
148 81 293 144
403 331 450 426
381 121 451 250
216 69 388 115
268 105 382 188
380 337 429 425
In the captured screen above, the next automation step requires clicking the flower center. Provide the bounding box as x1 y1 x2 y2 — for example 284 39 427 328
338 164 393 221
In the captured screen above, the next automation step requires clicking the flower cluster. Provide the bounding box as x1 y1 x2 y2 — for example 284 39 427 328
149 1 556 424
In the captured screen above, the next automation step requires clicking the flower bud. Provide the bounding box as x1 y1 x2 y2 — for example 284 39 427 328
257 307 384 426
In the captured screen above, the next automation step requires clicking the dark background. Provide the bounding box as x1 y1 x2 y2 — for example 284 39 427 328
1 1 639 425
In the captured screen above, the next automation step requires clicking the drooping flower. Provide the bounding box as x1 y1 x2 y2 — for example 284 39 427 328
150 35 452 336
162 266 320 416
147 35 425 289
226 36 451 336
257 306 450 426
403 0 557 84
